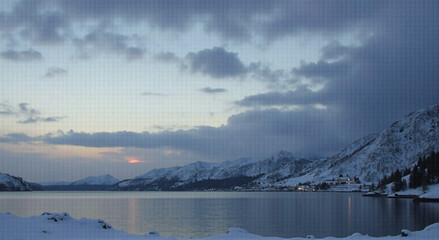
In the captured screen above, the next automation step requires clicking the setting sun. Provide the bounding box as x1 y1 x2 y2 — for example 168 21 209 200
125 157 142 164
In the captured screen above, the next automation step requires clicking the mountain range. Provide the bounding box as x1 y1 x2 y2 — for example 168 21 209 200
111 103 439 191
2 103 439 191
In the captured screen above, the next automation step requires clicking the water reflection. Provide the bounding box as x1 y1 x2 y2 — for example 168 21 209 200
1 192 439 238
347 196 351 233
128 198 137 233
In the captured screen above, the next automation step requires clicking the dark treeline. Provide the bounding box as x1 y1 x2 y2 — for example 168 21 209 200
375 151 439 192
409 151 439 189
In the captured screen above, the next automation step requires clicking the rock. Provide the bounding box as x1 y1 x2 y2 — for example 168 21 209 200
148 230 160 236
97 219 112 229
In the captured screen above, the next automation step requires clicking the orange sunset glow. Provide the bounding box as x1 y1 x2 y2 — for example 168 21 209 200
125 157 142 164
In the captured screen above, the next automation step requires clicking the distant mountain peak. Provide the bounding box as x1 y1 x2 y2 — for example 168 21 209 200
70 174 120 186
272 150 297 159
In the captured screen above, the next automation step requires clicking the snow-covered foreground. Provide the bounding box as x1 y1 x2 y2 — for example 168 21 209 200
1 212 438 240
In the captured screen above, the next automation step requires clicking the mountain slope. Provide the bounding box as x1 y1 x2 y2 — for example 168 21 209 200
103 103 439 190
114 151 314 190
289 104 439 184
71 175 119 186
0 172 33 191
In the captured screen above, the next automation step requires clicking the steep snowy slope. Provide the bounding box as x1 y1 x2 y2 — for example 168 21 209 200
71 175 120 185
116 103 439 190
305 104 439 183
0 172 33 191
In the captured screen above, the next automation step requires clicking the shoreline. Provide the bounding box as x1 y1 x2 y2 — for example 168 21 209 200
1 212 439 239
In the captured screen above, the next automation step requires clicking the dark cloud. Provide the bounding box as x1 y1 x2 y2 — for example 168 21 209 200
319 41 351 60
200 87 227 94
293 60 351 80
55 0 275 41
0 0 68 44
0 103 64 124
44 67 67 78
1 1 435 45
181 47 288 84
73 29 144 60
0 107 339 159
0 133 35 143
237 1 439 138
51 0 387 42
247 62 288 84
236 86 329 107
0 49 42 61
185 47 246 79
259 1 385 41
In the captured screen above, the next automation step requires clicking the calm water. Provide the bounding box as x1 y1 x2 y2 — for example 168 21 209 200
1 191 439 238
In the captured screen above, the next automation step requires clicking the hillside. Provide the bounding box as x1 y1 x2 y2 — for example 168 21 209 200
304 103 439 184
112 103 439 191
0 172 34 191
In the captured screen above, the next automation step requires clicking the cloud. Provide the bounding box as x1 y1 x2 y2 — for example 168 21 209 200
44 67 67 78
0 103 64 124
0 0 68 44
319 41 351 60
293 60 351 80
0 49 42 61
236 2 439 137
0 106 342 159
181 47 292 87
1 1 435 46
51 1 388 42
18 116 64 124
236 86 328 107
0 133 35 143
200 87 227 94
0 103 15 116
141 92 166 96
73 29 144 60
247 62 289 85
185 47 246 79
153 51 180 63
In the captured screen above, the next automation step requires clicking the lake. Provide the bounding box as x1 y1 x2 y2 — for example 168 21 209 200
0 191 438 238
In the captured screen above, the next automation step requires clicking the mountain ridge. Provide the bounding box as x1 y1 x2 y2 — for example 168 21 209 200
0 172 34 191
113 103 439 190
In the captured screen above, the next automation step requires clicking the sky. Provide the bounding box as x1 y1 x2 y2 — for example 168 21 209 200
1 0 439 182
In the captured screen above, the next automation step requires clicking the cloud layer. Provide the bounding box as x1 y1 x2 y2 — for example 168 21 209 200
0 103 64 124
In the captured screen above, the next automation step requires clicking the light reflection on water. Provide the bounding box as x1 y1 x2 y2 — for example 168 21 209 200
0 191 439 238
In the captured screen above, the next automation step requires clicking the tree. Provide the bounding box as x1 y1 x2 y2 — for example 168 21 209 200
391 169 406 192
409 166 421 189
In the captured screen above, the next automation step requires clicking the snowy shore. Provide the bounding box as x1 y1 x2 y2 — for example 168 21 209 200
364 183 439 202
1 212 439 240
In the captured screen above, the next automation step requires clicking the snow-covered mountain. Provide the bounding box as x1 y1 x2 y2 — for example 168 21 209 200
283 103 439 184
114 103 439 190
71 175 120 186
0 172 33 191
114 151 313 190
